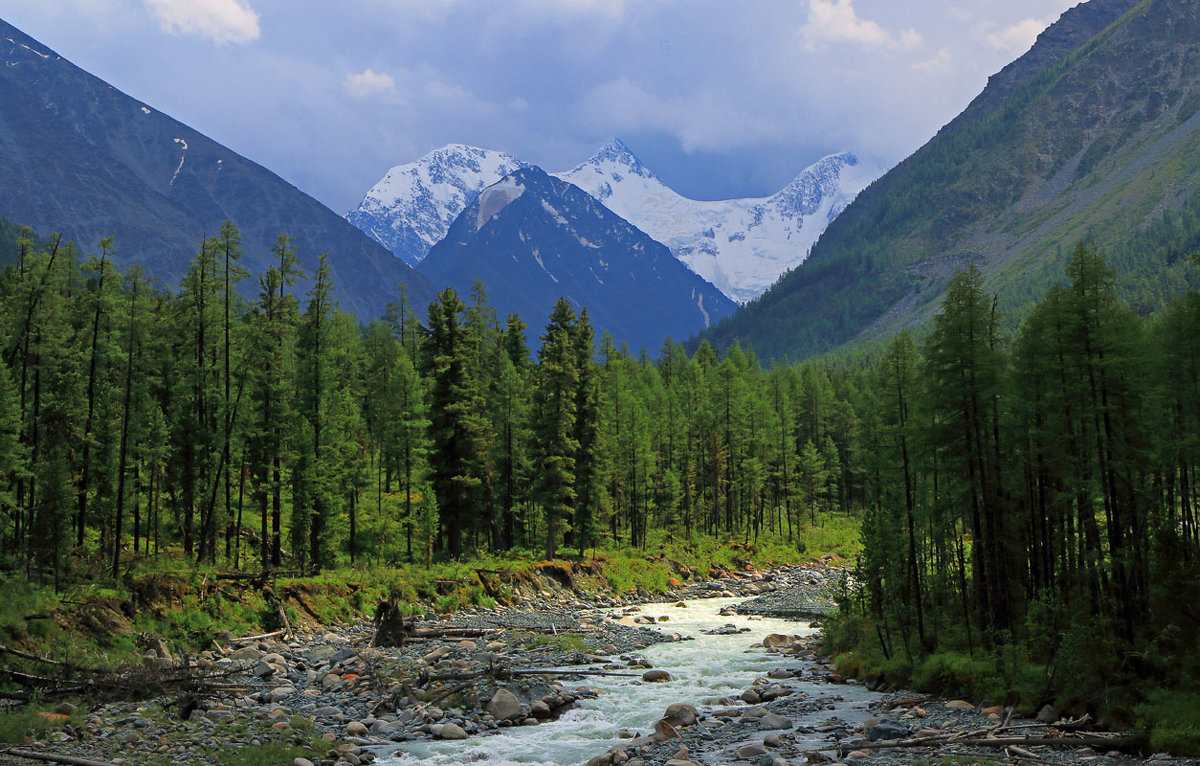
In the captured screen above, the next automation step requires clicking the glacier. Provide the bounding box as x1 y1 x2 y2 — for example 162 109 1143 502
347 139 881 303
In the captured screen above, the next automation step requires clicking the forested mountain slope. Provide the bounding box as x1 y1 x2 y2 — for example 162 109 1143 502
0 19 431 317
706 0 1200 361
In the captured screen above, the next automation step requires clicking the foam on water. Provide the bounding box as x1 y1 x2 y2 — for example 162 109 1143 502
374 598 819 766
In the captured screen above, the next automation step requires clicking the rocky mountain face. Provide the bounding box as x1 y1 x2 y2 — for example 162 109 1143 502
0 19 430 317
705 0 1200 362
556 139 878 304
347 145 528 266
418 167 736 351
349 140 876 304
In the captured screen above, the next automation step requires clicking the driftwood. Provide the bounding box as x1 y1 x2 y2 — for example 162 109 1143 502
0 747 118 766
418 666 641 684
226 629 287 644
841 732 1130 753
0 645 77 669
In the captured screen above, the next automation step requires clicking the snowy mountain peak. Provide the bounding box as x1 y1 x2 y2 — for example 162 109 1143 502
557 145 883 303
346 144 527 265
346 139 883 303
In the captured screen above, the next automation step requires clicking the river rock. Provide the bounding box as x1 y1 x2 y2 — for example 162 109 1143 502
230 645 262 662
761 634 794 648
662 703 698 727
1036 704 1058 724
346 721 368 736
293 759 315 766
530 700 551 718
944 700 973 711
759 712 792 730
487 689 522 721
735 744 769 759
642 670 671 682
867 719 909 741
439 722 468 740
423 646 451 663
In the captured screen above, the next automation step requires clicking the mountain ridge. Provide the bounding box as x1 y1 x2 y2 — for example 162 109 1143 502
418 166 736 351
0 18 431 317
347 139 877 303
704 0 1200 362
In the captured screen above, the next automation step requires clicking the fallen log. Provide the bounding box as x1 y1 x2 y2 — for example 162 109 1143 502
0 747 118 766
0 645 80 670
841 732 1130 753
419 666 641 684
227 629 286 644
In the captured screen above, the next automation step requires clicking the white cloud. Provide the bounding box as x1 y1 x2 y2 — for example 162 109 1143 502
986 17 1050 55
801 0 921 51
143 0 260 44
345 68 397 99
580 77 782 152
912 47 952 72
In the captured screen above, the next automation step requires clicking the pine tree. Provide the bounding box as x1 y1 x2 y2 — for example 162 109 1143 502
534 298 579 560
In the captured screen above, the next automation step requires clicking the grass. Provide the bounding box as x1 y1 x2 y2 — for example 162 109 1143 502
214 741 325 766
1137 690 1200 756
0 703 79 744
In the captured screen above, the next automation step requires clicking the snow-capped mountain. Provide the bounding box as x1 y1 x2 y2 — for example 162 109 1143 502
347 144 527 266
418 167 736 352
347 139 880 303
556 139 881 304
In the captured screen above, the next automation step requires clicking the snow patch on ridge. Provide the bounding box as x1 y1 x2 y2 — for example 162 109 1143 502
475 178 525 231
169 138 188 187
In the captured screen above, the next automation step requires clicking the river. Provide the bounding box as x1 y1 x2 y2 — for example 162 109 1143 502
374 597 882 766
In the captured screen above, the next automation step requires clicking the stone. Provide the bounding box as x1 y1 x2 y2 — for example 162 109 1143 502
740 689 761 704
293 759 315 766
762 634 794 648
662 703 698 727
422 646 451 663
485 641 505 652
847 751 869 759
762 733 782 747
1036 704 1058 724
642 670 672 683
867 719 909 742
767 669 794 679
458 640 477 649
944 700 974 711
345 721 368 736
759 713 792 730
487 689 522 721
981 705 1003 716
439 722 468 740
735 744 769 759
530 700 551 718
230 645 262 662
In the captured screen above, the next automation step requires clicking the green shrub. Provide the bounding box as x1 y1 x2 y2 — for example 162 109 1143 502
1137 690 1200 756
0 704 73 744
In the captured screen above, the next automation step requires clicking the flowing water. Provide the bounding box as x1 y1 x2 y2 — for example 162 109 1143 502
375 597 881 766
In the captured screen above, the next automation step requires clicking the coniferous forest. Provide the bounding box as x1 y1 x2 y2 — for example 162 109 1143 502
1 223 1199 745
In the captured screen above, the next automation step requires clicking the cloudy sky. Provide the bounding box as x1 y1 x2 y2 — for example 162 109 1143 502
3 0 1079 212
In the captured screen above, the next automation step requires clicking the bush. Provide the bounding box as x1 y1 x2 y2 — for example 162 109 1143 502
1137 690 1200 756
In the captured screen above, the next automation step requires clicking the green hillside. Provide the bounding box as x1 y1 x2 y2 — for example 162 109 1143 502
708 0 1200 361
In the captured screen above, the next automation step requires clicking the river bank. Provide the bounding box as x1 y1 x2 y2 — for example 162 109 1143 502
1 564 1194 766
